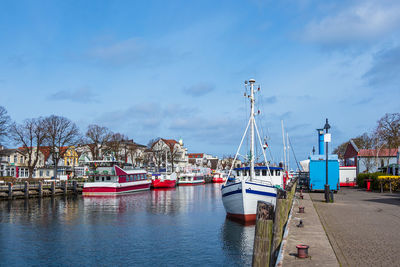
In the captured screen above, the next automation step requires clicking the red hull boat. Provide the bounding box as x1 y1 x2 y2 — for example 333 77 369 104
151 179 176 188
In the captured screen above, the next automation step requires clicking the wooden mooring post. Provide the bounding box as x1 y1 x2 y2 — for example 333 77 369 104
24 181 29 198
38 181 43 197
8 182 13 200
51 181 56 196
252 201 274 267
63 181 68 195
73 181 78 194
270 190 287 265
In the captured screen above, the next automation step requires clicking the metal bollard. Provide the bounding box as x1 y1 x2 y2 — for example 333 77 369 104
296 244 309 258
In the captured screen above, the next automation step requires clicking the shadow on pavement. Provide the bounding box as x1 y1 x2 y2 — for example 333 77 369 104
364 197 400 206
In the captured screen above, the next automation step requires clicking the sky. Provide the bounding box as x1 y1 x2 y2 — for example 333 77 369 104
1 0 400 166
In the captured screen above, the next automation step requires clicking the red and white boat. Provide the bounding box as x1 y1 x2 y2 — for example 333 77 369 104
212 172 228 183
83 162 151 196
151 173 177 188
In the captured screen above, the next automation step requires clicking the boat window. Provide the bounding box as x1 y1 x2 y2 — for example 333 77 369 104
276 170 280 175
262 170 267 176
101 177 105 182
255 169 260 176
96 177 99 181
133 174 137 181
106 176 111 181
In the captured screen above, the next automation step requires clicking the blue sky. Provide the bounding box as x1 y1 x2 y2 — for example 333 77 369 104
1 0 400 164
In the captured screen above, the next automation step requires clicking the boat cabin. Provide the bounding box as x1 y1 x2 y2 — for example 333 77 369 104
234 166 283 187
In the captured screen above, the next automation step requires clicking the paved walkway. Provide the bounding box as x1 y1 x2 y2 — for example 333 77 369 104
281 192 339 266
311 188 400 267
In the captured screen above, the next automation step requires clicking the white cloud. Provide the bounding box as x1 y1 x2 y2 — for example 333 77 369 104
303 0 400 46
48 87 98 103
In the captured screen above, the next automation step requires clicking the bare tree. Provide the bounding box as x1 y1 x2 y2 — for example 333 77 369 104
10 118 47 178
106 132 128 161
0 106 11 145
375 113 400 151
165 140 181 172
85 124 112 160
375 113 400 170
333 141 348 160
355 133 375 172
126 142 139 166
43 115 80 167
148 138 163 171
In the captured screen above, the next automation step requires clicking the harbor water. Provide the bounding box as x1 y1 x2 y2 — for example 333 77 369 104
0 183 254 266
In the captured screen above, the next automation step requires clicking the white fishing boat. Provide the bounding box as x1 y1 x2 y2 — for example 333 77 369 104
221 79 283 222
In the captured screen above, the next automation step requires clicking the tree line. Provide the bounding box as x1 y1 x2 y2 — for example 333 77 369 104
334 113 400 171
0 106 157 178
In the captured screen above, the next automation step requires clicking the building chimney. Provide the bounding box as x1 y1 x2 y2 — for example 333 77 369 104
317 129 324 155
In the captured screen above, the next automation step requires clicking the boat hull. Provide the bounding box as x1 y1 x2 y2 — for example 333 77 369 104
177 180 205 186
221 180 277 222
212 178 226 183
83 180 151 196
151 179 176 188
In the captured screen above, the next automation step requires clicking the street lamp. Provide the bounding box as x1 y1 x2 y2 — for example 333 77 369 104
324 118 331 203
54 147 59 180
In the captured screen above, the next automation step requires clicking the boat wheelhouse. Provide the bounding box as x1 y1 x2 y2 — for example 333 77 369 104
83 161 151 196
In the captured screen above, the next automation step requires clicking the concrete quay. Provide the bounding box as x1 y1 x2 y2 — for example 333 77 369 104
281 191 339 266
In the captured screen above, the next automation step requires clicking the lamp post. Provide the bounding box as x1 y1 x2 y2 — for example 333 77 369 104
324 119 331 203
53 147 59 180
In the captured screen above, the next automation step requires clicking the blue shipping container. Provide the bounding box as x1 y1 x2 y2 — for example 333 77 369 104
309 154 339 191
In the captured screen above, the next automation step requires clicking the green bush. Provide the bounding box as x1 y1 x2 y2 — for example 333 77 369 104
356 173 369 188
356 172 386 190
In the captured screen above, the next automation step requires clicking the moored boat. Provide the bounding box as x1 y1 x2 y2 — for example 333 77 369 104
83 161 151 196
151 173 177 188
221 79 283 222
212 172 228 183
177 173 205 186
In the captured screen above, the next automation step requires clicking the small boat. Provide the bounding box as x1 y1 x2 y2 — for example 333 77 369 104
212 172 228 183
177 172 205 186
83 161 151 196
151 173 177 188
221 79 283 222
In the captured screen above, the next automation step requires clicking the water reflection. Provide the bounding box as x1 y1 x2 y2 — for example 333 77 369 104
150 188 179 215
221 218 255 266
0 184 254 266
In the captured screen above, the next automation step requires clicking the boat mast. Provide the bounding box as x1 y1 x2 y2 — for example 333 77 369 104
281 120 286 171
249 79 255 180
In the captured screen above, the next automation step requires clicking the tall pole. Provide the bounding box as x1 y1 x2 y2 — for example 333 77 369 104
249 79 255 180
324 118 331 203
281 121 286 170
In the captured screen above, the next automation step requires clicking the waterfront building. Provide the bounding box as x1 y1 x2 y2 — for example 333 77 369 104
188 153 220 170
344 140 399 174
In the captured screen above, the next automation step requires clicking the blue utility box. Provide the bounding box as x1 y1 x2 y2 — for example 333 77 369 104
309 154 339 191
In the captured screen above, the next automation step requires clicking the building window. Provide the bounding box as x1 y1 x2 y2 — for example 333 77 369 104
14 155 17 162
46 170 50 176
40 170 43 177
